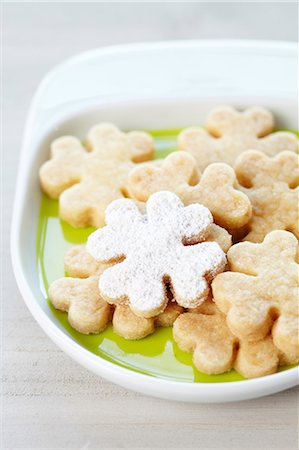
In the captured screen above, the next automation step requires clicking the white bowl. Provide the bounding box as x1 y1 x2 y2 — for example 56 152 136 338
11 40 298 402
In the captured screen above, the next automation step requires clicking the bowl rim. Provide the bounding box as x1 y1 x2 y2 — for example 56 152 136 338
11 39 299 403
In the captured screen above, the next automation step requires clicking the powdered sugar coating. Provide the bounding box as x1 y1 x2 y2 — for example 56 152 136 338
87 191 226 317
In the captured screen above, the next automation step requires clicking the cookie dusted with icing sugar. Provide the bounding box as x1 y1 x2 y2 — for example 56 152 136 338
49 245 185 338
49 241 229 339
177 105 298 171
87 191 227 317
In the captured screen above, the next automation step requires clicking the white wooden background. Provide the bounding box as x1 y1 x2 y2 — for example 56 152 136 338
2 2 298 449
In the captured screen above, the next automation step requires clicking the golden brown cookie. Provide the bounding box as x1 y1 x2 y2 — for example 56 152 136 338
128 151 252 229
212 230 299 364
112 304 155 340
64 245 103 278
113 302 183 340
177 105 298 171
39 123 154 228
205 224 232 253
154 301 184 328
49 275 112 334
235 150 299 242
173 300 281 378
49 246 112 334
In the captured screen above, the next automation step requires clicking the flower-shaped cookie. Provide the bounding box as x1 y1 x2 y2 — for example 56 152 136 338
39 123 154 228
87 191 227 317
212 230 299 364
173 300 281 378
129 151 252 229
49 220 231 336
49 246 112 334
178 105 298 171
49 245 185 339
235 150 299 242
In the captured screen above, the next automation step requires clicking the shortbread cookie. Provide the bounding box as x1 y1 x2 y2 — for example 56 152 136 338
64 245 103 278
87 191 227 317
154 301 184 327
177 105 298 171
49 275 112 334
187 295 217 315
112 305 155 339
113 302 183 340
39 123 154 228
129 151 252 229
205 224 232 253
212 230 299 364
173 301 280 378
49 246 112 334
235 150 299 242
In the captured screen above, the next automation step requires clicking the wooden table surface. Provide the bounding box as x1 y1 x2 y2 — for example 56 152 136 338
2 3 298 449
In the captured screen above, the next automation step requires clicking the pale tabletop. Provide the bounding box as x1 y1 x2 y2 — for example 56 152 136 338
2 3 298 449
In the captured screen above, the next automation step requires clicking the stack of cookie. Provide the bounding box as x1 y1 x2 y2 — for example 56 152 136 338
40 106 299 379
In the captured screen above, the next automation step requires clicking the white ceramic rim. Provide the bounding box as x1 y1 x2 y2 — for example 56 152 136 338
11 40 299 403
